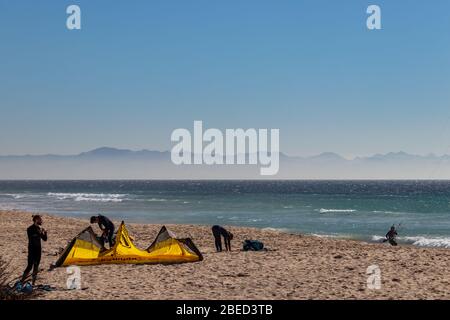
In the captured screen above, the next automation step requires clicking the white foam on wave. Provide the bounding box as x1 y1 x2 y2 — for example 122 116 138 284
47 193 127 203
311 233 355 239
146 198 167 202
311 233 337 239
318 208 356 214
405 236 450 248
371 235 450 248
2 193 37 199
7 194 26 199
371 235 385 242
311 233 340 238
75 196 123 202
371 210 400 214
261 227 290 233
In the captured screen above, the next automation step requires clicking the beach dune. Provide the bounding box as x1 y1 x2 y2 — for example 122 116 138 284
0 210 449 300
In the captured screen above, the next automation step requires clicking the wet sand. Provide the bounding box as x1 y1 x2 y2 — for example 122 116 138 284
0 210 449 300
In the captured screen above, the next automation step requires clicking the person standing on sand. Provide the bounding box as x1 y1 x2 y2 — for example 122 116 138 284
384 225 398 246
90 214 115 248
212 225 233 252
21 215 47 286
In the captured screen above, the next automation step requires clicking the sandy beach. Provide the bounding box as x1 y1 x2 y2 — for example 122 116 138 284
0 209 449 300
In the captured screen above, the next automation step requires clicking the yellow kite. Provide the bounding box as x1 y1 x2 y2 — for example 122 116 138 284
54 222 203 266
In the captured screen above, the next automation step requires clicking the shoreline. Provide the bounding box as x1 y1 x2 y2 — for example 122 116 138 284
2 207 447 250
1 209 450 300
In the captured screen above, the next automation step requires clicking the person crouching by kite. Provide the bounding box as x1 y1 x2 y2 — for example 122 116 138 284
21 215 47 286
90 214 115 249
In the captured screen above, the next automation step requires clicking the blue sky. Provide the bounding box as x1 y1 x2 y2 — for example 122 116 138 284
0 0 449 157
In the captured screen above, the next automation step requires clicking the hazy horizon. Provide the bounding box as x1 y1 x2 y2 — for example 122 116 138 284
1 146 450 179
1 146 450 160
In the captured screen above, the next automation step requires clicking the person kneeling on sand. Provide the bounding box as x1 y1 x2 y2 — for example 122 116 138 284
212 225 233 252
21 215 47 286
90 214 115 249
383 225 398 246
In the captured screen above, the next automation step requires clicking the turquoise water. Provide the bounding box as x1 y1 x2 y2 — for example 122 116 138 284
1 180 450 248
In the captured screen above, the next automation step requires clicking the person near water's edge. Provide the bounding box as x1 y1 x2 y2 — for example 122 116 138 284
21 215 47 285
90 214 115 249
384 225 398 246
212 225 233 252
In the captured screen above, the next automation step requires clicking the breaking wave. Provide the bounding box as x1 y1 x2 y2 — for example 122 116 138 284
311 233 356 239
3 193 26 199
1 193 39 199
146 198 168 202
311 233 340 238
47 193 127 203
318 208 356 214
371 235 450 248
261 227 290 233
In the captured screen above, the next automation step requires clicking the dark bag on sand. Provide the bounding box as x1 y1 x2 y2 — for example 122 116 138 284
243 240 264 251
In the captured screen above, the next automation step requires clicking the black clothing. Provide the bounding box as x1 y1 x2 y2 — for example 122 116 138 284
23 251 41 283
22 224 47 284
97 215 115 248
98 215 114 231
385 229 398 246
388 238 398 246
212 225 232 252
27 224 47 250
386 229 397 239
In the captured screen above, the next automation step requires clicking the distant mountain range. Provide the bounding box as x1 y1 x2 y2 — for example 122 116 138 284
1 147 450 179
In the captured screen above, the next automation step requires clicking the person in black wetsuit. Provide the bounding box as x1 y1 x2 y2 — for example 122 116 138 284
212 225 233 252
21 215 47 285
383 225 398 246
90 214 115 248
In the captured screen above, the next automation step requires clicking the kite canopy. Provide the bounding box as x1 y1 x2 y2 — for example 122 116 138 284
54 222 203 267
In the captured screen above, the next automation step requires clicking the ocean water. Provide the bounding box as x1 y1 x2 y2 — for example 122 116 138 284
1 180 450 248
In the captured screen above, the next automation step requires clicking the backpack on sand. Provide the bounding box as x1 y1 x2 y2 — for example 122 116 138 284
243 240 264 251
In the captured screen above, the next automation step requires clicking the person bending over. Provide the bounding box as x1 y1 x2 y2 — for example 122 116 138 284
21 215 47 285
90 214 115 248
212 225 233 252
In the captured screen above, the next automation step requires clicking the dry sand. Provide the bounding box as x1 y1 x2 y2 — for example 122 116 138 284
0 210 449 300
